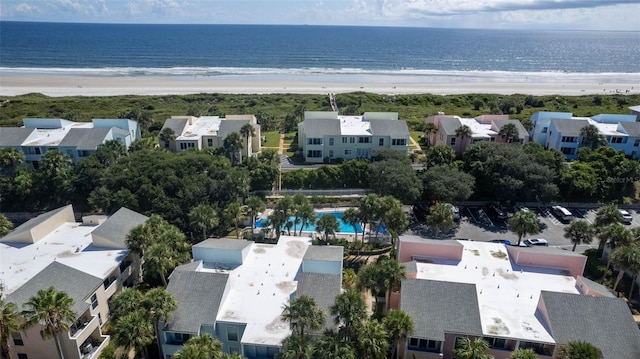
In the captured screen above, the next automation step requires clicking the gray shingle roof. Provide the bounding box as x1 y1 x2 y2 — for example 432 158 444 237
296 272 342 331
194 238 252 250
6 261 102 316
438 117 463 136
91 207 149 248
303 118 341 137
363 112 398 121
541 291 640 359
550 119 590 136
303 245 343 261
218 120 250 139
576 276 615 298
619 121 640 136
1 205 72 243
369 120 409 138
58 128 111 150
400 279 482 340
0 128 36 146
165 270 229 333
161 118 189 136
493 120 529 139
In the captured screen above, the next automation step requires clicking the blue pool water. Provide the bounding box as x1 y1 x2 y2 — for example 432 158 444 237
256 211 370 234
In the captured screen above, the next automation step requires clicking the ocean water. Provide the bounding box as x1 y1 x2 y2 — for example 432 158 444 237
1 21 639 79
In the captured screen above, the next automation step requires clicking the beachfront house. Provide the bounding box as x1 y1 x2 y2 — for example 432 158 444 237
1 205 149 359
530 111 640 159
297 111 409 163
158 115 261 159
160 236 342 358
426 114 529 156
0 118 140 166
393 236 640 359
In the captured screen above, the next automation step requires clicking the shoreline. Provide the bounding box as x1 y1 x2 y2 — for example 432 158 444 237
1 72 639 97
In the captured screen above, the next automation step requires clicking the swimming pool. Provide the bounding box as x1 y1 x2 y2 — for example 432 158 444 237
255 211 365 234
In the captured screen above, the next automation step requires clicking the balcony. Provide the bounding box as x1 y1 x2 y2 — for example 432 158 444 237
80 335 109 359
70 314 98 344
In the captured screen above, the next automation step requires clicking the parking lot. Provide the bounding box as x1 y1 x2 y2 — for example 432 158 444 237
413 205 640 250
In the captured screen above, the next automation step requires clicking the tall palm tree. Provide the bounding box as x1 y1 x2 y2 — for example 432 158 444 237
356 263 386 312
173 333 223 359
359 194 381 243
292 194 309 235
281 295 325 338
499 123 520 143
0 214 12 237
245 196 265 232
563 220 595 251
0 299 20 359
312 330 355 359
341 208 360 243
315 215 339 243
109 287 144 322
426 203 455 238
423 122 437 146
297 203 316 237
144 242 174 287
223 202 246 239
21 287 76 359
378 257 406 315
189 204 219 241
281 334 313 359
329 290 367 341
580 124 606 150
383 309 414 359
455 124 473 149
223 132 244 165
113 310 154 359
240 123 256 156
453 337 493 359
354 319 389 359
594 204 623 251
385 205 408 247
599 223 632 268
508 210 540 247
610 245 640 297
556 340 603 359
143 288 177 357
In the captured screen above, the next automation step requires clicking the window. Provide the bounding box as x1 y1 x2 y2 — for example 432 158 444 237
379 138 384 146
227 326 239 341
634 139 640 147
17 354 28 359
207 138 213 147
542 127 548 133
35 147 41 155
342 137 348 144
307 150 322 158
349 137 355 143
392 139 407 146
344 149 352 155
408 338 441 353
520 341 553 355
307 138 322 145
179 142 195 150
98 313 102 326
561 136 577 143
560 147 575 155
90 293 98 309
174 333 191 343
358 137 371 143
328 150 334 158
490 137 496 142
329 138 334 146
267 347 279 357
12 332 24 346
610 137 624 144
485 337 507 349
450 137 456 145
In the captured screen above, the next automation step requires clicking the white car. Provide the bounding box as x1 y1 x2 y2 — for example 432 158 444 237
522 238 549 247
619 209 633 224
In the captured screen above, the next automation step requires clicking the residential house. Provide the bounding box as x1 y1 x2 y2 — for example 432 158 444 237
160 236 343 359
629 105 640 121
426 114 529 156
158 115 261 160
530 111 640 159
393 236 640 359
297 111 409 163
0 118 140 166
1 205 149 359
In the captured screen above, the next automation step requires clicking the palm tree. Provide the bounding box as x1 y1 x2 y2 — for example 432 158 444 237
329 290 366 341
610 245 640 297
297 203 316 237
292 194 309 235
143 288 177 357
509 348 537 359
556 340 603 359
508 210 540 247
21 287 76 359
245 196 265 232
426 203 455 238
109 287 144 322
189 204 219 241
223 202 246 239
315 214 339 243
354 319 389 359
144 242 174 287
0 299 20 359
126 222 153 257
595 204 623 251
273 196 294 237
174 333 223 359
281 295 325 338
0 214 12 237
455 124 473 149
281 334 313 359
356 263 386 312
423 122 437 146
564 220 595 251
312 330 355 359
499 123 520 143
383 309 414 359
223 132 244 165
599 223 632 268
385 205 408 247
341 208 360 243
580 124 606 150
159 127 176 149
453 337 493 359
378 257 406 315
113 310 154 359
240 123 256 156
359 194 381 243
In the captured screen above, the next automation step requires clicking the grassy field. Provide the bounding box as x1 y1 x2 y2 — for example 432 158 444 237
262 131 281 147
1 92 637 129
410 131 423 149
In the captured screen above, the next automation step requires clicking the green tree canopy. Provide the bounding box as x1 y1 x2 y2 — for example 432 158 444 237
508 210 540 247
420 164 475 203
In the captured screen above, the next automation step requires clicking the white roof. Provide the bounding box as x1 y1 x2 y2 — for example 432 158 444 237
338 115 371 136
589 119 626 137
205 236 311 346
1 222 128 296
459 117 496 138
177 116 222 140
413 240 579 343
21 122 92 147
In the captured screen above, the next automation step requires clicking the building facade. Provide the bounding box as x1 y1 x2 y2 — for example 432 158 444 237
297 111 410 163
1 205 149 359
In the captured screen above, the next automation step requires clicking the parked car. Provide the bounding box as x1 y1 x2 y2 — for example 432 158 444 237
521 238 549 247
445 203 461 222
490 239 512 245
485 203 508 221
514 206 530 213
551 206 573 222
619 209 633 224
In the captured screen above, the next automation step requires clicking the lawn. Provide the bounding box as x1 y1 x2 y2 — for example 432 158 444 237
410 131 423 149
262 131 281 147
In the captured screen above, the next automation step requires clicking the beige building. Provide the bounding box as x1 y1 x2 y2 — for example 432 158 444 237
1 205 148 359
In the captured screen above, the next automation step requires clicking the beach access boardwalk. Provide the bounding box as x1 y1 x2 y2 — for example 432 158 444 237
329 93 338 112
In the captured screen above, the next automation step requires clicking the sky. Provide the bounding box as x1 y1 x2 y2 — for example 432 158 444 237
1 0 639 31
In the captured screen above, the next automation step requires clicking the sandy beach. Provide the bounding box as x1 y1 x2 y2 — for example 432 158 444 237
1 72 639 97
